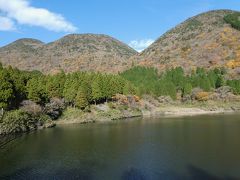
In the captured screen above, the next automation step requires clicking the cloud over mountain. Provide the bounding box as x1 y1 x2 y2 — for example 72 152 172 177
0 0 77 32
129 39 154 52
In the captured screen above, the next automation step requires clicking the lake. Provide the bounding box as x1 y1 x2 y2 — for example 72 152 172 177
0 113 240 180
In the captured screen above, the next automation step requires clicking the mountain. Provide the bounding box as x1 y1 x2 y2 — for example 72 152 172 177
0 34 137 74
2 10 240 76
136 10 240 78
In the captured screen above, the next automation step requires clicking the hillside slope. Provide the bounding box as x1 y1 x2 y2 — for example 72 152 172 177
137 10 240 78
0 34 137 74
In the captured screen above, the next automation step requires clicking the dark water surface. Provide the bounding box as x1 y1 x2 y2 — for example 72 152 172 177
1 113 240 180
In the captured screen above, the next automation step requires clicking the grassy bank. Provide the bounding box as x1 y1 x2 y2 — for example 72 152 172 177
57 103 142 125
56 98 240 125
142 101 240 117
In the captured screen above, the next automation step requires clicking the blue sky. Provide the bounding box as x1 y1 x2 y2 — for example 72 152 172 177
1 0 240 51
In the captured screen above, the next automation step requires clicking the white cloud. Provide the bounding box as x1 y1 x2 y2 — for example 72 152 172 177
0 0 77 32
129 39 154 52
0 16 15 31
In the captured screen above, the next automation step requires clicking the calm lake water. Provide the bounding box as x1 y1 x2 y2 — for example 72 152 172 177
1 113 240 180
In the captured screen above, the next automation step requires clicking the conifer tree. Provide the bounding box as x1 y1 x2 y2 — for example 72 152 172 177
81 78 92 103
91 76 102 104
199 76 211 91
26 76 48 104
215 75 224 88
182 83 192 96
46 71 66 98
63 79 78 106
123 81 137 95
99 74 110 101
8 68 28 107
0 69 13 109
75 87 89 109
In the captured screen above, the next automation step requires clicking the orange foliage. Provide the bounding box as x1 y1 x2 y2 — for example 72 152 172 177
195 92 209 101
133 95 140 102
226 60 240 69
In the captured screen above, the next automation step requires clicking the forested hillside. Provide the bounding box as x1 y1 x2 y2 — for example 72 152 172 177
121 66 240 99
136 10 240 78
0 34 137 74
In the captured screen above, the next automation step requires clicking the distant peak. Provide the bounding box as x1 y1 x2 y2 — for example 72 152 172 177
13 38 44 44
59 33 113 40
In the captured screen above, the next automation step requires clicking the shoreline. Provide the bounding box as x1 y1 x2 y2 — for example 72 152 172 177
1 103 239 146
56 104 240 125
142 107 237 118
1 100 240 137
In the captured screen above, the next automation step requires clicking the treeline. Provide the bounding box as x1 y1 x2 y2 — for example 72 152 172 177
1 63 240 111
0 63 137 134
0 63 137 111
224 12 240 30
120 66 237 99
27 71 136 109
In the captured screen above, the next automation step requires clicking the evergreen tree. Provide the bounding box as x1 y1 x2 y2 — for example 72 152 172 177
200 76 211 91
182 83 192 96
9 68 31 107
215 75 224 88
63 79 78 106
26 76 48 104
46 71 66 98
81 78 92 103
91 76 102 103
165 81 177 100
75 87 89 109
207 70 217 88
196 67 205 75
0 69 14 109
227 80 240 94
123 81 137 95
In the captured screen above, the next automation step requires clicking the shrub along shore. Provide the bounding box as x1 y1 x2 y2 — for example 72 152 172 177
1 62 240 135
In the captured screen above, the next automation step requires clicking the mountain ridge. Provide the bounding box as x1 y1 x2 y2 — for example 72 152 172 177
1 9 240 76
0 34 137 74
136 9 240 78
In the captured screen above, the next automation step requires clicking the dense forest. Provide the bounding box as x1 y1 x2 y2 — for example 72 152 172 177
0 62 136 134
121 66 240 99
1 62 240 135
0 62 137 111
